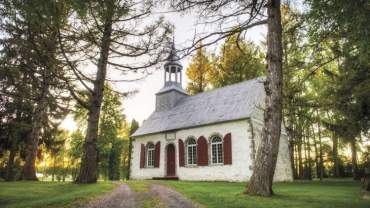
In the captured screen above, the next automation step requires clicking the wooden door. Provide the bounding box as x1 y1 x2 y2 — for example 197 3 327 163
166 144 176 176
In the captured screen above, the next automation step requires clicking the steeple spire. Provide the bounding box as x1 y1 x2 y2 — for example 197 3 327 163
155 38 187 112
163 40 183 87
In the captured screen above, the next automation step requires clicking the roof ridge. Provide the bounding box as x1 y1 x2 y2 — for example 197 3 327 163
187 76 265 99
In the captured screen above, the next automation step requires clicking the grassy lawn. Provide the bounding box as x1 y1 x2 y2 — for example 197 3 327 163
0 181 116 208
160 180 369 208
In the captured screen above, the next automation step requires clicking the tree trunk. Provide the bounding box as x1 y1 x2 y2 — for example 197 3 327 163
317 110 324 180
303 133 309 179
127 136 133 180
52 156 56 182
332 133 340 177
294 143 299 178
22 83 48 180
290 140 297 179
245 0 283 196
350 138 360 180
298 134 303 179
76 12 113 184
306 127 312 180
311 125 320 179
5 134 17 181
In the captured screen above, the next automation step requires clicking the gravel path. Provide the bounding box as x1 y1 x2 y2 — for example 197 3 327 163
84 184 137 208
83 182 201 208
150 184 201 208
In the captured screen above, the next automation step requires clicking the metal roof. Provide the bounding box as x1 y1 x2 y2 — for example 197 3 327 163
132 77 266 137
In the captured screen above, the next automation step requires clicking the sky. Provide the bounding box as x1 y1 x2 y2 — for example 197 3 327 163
60 9 267 132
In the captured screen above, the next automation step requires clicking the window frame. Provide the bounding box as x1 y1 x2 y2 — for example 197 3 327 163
146 142 155 168
210 134 224 165
185 136 197 166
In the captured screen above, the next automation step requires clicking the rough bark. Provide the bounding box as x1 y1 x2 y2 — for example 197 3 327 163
127 136 133 179
285 107 296 179
311 125 320 179
317 111 324 180
303 133 309 179
306 127 312 180
22 82 48 180
289 141 297 179
332 133 340 177
298 133 303 179
294 143 299 178
76 11 113 184
350 138 360 180
245 0 283 196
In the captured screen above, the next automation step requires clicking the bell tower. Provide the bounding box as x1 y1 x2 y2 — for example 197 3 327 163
155 41 188 112
163 42 183 87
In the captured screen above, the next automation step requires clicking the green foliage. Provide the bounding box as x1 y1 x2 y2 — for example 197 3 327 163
208 34 265 88
306 0 370 136
71 85 129 180
185 34 265 95
129 119 140 136
108 139 123 180
186 44 212 95
161 180 368 208
0 0 72 180
0 181 116 208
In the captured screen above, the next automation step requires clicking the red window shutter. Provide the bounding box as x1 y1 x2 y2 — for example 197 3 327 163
154 141 160 168
197 136 208 166
140 144 145 168
223 133 232 165
178 139 185 167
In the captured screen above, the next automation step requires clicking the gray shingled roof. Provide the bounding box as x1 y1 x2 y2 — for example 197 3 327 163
132 77 266 137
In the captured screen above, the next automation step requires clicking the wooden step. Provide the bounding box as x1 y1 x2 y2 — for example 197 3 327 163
152 176 179 180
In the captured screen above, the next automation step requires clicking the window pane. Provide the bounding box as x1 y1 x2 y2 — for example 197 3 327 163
186 138 197 165
211 136 223 164
147 143 155 167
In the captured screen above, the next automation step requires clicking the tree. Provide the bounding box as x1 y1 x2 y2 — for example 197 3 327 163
0 0 70 180
71 85 129 181
245 0 283 196
127 119 139 179
108 139 123 180
186 44 212 95
45 130 67 181
209 34 265 88
307 0 370 180
58 0 171 183
171 0 283 196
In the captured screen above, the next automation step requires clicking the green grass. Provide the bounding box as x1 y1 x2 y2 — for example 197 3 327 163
142 196 164 208
0 181 116 208
125 180 150 192
160 180 369 208
125 180 164 208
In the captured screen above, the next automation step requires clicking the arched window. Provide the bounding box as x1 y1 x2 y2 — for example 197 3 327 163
147 143 155 167
210 135 223 164
186 137 197 165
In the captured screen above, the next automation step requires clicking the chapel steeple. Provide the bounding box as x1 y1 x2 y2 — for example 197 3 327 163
163 42 183 87
155 40 188 112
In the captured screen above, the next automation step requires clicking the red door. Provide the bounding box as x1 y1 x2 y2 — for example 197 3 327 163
166 144 176 176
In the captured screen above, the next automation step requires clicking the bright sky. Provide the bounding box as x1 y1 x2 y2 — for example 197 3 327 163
60 10 267 132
